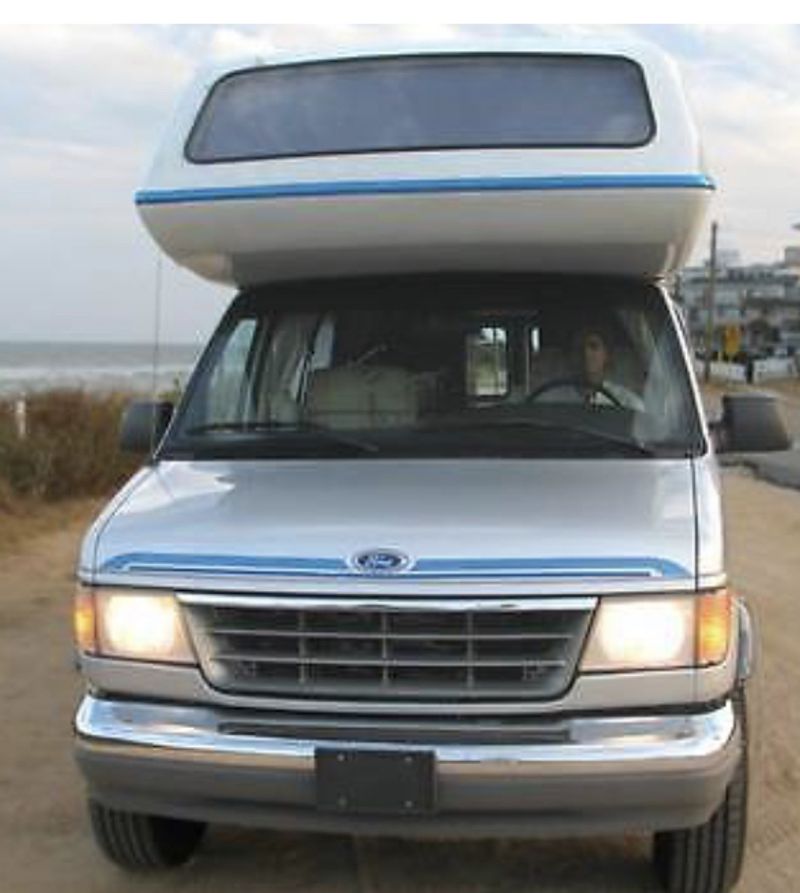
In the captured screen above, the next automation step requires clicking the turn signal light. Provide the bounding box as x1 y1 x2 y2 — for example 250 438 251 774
696 589 732 666
73 586 97 654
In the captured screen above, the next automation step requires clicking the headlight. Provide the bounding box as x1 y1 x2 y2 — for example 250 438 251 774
581 590 732 672
74 587 195 664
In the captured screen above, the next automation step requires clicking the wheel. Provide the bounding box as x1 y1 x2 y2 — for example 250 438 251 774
88 799 206 870
652 691 748 893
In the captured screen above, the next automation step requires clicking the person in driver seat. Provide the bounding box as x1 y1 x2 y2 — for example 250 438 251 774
534 324 644 410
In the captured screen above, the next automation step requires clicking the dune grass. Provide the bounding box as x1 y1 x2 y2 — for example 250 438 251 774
0 390 145 552
0 390 143 501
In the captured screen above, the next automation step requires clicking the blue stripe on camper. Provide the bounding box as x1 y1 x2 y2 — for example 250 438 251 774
134 174 715 206
99 552 690 580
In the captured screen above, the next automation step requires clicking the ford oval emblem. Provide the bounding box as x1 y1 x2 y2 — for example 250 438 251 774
353 549 411 575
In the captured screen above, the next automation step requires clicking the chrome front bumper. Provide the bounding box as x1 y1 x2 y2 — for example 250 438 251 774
75 695 741 838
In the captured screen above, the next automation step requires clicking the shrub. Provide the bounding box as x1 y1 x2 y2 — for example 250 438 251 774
0 390 143 501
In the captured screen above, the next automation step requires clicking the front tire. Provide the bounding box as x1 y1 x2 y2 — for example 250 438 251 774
88 800 206 870
653 692 748 893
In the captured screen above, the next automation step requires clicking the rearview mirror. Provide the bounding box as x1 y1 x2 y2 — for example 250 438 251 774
119 401 174 454
713 393 791 453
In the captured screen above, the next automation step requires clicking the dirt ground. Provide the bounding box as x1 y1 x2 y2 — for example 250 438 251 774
0 469 798 893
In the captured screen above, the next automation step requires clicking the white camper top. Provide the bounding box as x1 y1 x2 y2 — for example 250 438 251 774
136 40 713 286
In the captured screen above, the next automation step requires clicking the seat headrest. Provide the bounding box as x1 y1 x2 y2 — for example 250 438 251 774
305 366 421 430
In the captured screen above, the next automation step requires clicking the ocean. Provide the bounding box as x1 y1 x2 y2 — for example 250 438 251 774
0 341 203 397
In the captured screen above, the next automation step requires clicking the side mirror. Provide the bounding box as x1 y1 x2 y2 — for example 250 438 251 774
119 401 174 454
713 393 791 453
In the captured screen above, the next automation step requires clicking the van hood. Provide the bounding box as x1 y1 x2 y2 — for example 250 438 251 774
87 459 697 592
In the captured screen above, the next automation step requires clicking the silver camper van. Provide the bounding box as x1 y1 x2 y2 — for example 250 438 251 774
73 44 790 893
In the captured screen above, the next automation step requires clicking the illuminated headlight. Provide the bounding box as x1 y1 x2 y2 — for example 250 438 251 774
74 587 195 664
581 591 732 672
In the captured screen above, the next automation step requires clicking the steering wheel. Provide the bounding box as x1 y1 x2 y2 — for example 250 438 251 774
526 376 624 407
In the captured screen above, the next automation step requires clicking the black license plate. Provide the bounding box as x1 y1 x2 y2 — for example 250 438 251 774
315 748 435 815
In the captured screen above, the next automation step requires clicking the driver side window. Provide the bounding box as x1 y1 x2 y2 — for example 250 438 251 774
203 318 259 426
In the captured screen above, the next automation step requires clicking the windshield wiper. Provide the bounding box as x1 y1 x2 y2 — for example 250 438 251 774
429 417 661 457
514 421 660 456
183 421 381 454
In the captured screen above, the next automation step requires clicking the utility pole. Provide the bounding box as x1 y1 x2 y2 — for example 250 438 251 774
703 221 718 383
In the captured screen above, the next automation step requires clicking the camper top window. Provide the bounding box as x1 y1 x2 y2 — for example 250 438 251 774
186 53 654 162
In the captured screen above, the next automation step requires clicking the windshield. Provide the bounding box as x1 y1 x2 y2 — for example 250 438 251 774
164 276 704 460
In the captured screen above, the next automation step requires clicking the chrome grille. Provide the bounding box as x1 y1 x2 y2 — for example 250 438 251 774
182 596 595 702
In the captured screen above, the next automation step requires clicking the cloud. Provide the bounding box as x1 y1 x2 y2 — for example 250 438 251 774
0 26 222 341
203 23 464 60
687 25 800 89
663 29 800 260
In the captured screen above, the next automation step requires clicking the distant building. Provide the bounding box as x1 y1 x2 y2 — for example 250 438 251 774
784 245 800 268
676 249 800 356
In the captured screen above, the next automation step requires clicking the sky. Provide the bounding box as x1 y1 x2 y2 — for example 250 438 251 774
1 23 799 344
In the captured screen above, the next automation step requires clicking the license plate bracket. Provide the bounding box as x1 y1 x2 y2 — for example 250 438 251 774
315 748 435 815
